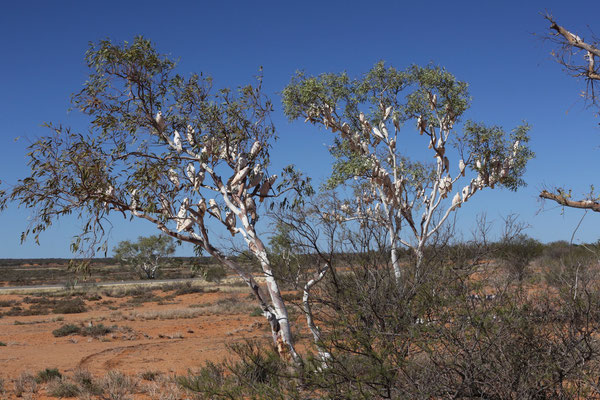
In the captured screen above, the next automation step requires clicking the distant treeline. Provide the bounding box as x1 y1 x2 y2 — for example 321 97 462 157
0 256 214 267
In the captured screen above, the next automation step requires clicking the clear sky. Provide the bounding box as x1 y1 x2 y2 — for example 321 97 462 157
0 0 598 258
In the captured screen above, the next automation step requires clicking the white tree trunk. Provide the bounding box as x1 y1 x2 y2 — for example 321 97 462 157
253 244 301 365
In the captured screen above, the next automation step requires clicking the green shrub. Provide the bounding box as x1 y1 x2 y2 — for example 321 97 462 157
250 307 263 317
35 368 62 383
73 368 103 396
52 298 86 314
173 282 205 296
139 370 161 381
52 324 81 337
82 323 114 337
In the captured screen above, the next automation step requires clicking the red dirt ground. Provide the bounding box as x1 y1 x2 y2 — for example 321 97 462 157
0 285 276 399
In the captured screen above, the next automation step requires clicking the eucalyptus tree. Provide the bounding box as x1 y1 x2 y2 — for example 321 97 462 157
3 38 310 363
540 15 600 212
113 235 176 279
283 62 533 282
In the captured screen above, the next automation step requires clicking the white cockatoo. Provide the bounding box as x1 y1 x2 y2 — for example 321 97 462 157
208 199 221 220
372 126 385 141
197 198 207 217
160 195 172 217
248 165 263 188
462 186 470 202
168 168 180 187
176 198 193 232
173 131 182 153
459 159 466 176
186 163 196 184
250 141 261 158
245 196 257 222
186 125 195 146
130 189 138 210
417 115 425 135
230 165 250 187
430 93 437 110
259 175 277 202
452 192 461 209
237 155 248 170
224 211 236 236
155 111 166 132
196 170 205 190
384 105 392 120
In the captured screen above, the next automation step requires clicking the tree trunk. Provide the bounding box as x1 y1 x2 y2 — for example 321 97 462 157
390 234 402 284
253 243 302 366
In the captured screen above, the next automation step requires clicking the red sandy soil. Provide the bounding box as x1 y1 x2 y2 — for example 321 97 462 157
0 286 274 399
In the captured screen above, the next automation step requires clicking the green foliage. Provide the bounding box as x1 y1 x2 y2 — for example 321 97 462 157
178 342 297 399
114 235 176 279
52 324 81 337
52 323 114 337
191 263 227 283
495 235 544 281
459 121 534 191
35 368 62 383
6 36 290 260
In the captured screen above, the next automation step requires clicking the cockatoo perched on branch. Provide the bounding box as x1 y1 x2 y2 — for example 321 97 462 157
384 106 392 120
231 165 250 187
248 165 263 188
417 115 426 135
186 163 196 184
259 175 277 202
372 126 385 142
459 159 466 176
462 186 470 202
173 130 183 153
155 111 166 132
250 141 261 158
225 211 236 236
176 198 193 232
452 192 461 209
186 125 196 146
168 168 180 188
197 198 207 217
208 199 221 221
245 196 257 222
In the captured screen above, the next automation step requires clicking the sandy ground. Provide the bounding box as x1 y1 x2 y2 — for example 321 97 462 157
0 286 275 398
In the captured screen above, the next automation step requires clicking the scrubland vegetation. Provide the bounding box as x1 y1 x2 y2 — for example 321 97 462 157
0 12 599 400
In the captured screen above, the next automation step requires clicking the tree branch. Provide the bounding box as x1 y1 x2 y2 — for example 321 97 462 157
540 190 600 212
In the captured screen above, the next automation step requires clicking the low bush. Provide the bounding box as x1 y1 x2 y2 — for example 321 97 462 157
52 324 81 337
73 368 103 396
102 370 137 400
14 372 38 397
173 282 205 296
52 298 86 314
36 368 62 383
47 377 80 397
82 323 114 337
139 370 161 381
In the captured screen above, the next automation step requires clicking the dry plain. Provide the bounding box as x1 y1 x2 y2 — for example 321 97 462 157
0 261 282 399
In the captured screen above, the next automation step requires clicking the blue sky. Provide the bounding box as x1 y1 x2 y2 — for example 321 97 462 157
0 1 598 258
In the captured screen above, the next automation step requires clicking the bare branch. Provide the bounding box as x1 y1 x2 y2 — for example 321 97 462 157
540 189 600 212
